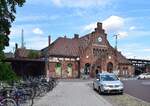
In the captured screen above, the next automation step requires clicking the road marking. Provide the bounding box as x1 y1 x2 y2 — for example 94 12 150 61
141 82 150 86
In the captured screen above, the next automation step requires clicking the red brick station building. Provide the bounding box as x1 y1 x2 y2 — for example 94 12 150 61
14 22 134 78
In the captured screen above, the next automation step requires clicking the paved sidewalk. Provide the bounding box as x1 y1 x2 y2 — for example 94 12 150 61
34 80 112 106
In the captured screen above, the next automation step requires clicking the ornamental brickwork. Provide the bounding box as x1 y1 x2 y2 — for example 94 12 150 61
41 22 134 78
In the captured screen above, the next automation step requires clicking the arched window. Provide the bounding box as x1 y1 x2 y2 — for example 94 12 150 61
67 63 73 77
55 63 61 77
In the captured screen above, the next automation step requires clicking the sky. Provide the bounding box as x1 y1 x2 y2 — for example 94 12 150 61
4 0 150 59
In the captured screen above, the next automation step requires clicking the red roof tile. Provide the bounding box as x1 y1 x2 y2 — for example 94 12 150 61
42 37 79 57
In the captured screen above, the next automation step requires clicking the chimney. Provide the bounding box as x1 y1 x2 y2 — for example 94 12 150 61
48 35 51 46
74 34 79 39
97 22 102 29
95 22 103 32
15 43 18 50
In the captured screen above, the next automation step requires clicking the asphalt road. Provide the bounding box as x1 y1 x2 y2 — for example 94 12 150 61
123 79 150 103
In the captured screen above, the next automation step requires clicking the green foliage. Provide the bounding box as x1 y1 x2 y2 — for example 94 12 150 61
0 0 26 36
0 34 9 51
0 62 19 81
0 51 5 60
0 34 7 61
0 0 25 49
0 0 26 56
0 0 25 81
28 50 39 59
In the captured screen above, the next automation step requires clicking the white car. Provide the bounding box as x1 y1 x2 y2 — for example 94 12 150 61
93 72 124 94
137 73 150 79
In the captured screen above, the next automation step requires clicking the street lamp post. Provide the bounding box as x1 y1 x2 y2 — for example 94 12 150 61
113 34 120 75
113 34 120 50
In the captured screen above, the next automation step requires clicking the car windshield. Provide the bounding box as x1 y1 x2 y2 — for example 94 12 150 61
100 75 118 81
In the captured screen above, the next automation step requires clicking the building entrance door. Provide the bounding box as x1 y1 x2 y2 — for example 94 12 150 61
84 63 90 75
107 62 113 73
61 63 73 78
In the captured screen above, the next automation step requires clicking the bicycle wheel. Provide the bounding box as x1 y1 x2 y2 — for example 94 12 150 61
1 98 17 106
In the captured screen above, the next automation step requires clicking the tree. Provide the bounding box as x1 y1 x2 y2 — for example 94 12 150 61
0 62 19 81
0 0 25 50
28 50 40 59
0 0 26 81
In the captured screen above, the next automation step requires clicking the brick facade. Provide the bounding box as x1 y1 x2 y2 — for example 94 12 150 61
15 22 134 78
41 22 134 78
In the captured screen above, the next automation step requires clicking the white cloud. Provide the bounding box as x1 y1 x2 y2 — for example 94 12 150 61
32 28 43 35
83 22 97 32
83 15 125 33
143 48 150 52
27 0 51 5
9 25 35 41
134 56 150 60
5 31 48 52
129 26 136 30
28 0 113 8
16 15 43 22
51 0 62 6
72 9 88 17
10 28 22 37
122 52 134 58
16 15 59 22
83 16 142 40
51 0 111 8
127 30 150 38
26 36 48 50
103 16 124 33
118 43 150 60
117 31 128 39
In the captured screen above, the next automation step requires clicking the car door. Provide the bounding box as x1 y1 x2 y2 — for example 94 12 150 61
147 73 150 78
95 75 100 90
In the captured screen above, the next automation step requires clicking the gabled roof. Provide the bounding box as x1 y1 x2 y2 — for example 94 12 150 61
41 37 79 57
108 46 131 64
117 51 131 64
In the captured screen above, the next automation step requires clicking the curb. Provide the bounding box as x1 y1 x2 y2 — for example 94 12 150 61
125 93 150 105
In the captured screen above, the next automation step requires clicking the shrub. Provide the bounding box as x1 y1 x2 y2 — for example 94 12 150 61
28 50 39 59
0 62 19 82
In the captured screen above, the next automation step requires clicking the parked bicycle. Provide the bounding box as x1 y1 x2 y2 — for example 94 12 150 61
0 76 58 106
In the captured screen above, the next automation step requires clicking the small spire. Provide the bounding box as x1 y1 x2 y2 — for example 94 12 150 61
21 29 25 48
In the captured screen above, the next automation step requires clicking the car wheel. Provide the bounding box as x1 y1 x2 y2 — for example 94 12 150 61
119 92 123 95
98 87 102 95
